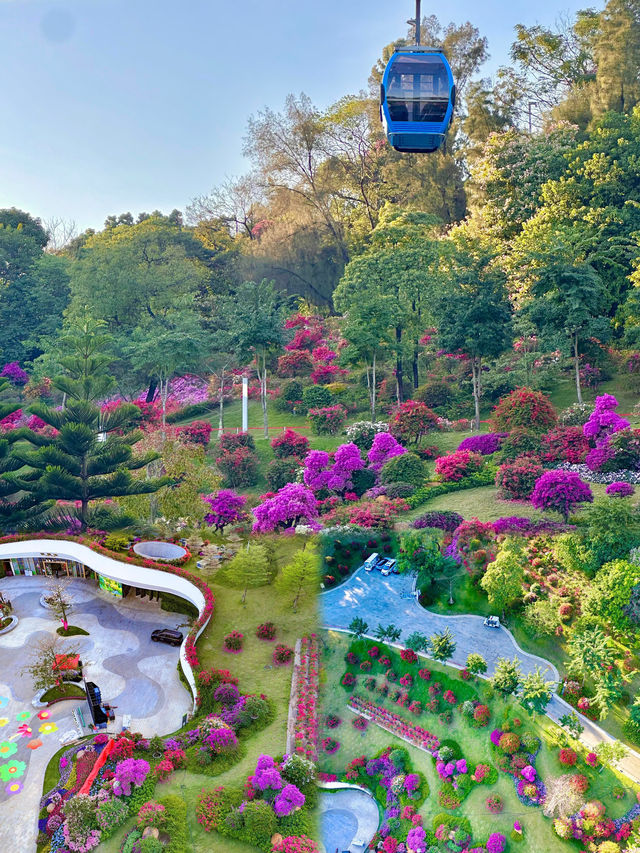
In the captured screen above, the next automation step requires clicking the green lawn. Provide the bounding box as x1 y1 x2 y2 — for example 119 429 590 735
319 631 635 853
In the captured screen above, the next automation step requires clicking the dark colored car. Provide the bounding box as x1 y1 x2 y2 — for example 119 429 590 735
151 628 183 646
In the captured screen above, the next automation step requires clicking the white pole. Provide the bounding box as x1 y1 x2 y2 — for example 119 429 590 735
242 376 248 433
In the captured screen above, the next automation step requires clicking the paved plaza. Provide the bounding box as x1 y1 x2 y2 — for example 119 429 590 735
0 575 192 851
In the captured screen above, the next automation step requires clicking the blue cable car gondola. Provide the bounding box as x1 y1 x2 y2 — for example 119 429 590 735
380 3 455 153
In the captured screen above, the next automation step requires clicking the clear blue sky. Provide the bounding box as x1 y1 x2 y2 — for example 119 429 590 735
1 0 593 231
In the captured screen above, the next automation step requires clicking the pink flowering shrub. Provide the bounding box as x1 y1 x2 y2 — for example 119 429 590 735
177 420 213 446
253 483 320 532
308 404 347 435
435 450 483 482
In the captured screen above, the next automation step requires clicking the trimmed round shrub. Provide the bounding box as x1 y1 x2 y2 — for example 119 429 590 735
559 401 594 426
413 510 463 532
542 426 589 464
457 433 505 455
435 450 483 482
256 622 277 640
606 481 635 497
275 378 305 412
558 748 577 766
531 471 593 521
380 452 427 487
495 458 544 500
215 446 260 487
498 428 543 462
271 429 310 459
491 388 557 432
219 432 256 452
498 732 521 754
413 379 456 409
266 458 300 491
384 482 416 499
302 385 332 411
308 405 346 435
273 644 294 665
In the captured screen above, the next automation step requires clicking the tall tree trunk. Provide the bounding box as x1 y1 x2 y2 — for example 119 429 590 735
146 379 157 403
412 348 419 389
259 351 269 439
218 369 225 437
472 357 482 432
395 327 404 404
573 333 583 404
371 351 377 421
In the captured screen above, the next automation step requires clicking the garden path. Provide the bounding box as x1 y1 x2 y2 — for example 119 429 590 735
322 568 640 785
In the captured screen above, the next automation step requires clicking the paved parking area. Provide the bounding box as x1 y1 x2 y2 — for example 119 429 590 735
0 576 192 851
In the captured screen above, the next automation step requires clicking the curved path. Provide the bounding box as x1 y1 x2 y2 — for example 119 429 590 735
322 568 640 785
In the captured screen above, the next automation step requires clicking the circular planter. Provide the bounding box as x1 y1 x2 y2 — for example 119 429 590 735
0 615 18 635
39 594 74 613
133 541 188 561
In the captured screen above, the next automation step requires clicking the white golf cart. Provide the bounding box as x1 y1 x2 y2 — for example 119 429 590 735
483 615 501 628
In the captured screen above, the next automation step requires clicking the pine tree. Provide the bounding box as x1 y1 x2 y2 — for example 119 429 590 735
275 549 318 611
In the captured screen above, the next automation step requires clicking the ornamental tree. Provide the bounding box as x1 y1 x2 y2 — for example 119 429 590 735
530 470 593 521
203 489 247 533
389 400 439 445
303 444 364 494
491 387 557 433
429 627 456 664
583 393 629 446
276 548 319 611
218 543 271 603
466 653 488 677
491 656 523 696
480 540 524 617
520 666 554 717
252 483 320 533
434 249 513 430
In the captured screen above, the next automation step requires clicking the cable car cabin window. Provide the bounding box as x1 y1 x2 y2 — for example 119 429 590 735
387 56 450 123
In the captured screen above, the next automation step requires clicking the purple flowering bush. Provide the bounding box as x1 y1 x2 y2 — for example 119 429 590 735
252 483 321 533
530 470 593 521
0 361 28 384
583 394 629 444
492 516 571 536
113 758 150 796
303 443 364 493
203 489 247 532
457 433 506 455
606 481 635 497
486 832 506 853
413 510 463 532
367 432 407 472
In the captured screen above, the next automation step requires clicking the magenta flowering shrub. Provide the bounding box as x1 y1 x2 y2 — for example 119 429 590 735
223 630 244 652
583 394 629 444
203 489 247 532
252 754 284 791
113 758 151 796
367 432 407 472
0 361 28 384
271 428 310 459
486 832 506 853
530 470 593 521
457 433 506 455
606 481 635 497
252 483 321 533
273 783 306 816
303 443 364 493
177 420 213 446
203 726 238 755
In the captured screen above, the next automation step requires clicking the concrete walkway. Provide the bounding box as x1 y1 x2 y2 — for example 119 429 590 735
318 786 380 853
322 568 640 785
0 576 192 852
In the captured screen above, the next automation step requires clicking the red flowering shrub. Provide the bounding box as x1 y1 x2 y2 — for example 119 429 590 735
389 400 439 445
401 648 418 663
570 774 590 793
223 630 244 652
443 690 457 705
486 794 503 813
559 602 574 621
277 350 313 377
435 450 484 482
473 705 491 726
215 446 260 487
495 458 544 500
219 432 255 453
308 405 347 435
311 364 348 384
271 428 310 459
111 737 135 760
498 732 521 754
154 759 173 781
418 668 431 680
177 420 213 447
559 748 577 766
341 672 356 689
256 622 277 640
491 388 558 432
542 426 589 464
273 644 294 665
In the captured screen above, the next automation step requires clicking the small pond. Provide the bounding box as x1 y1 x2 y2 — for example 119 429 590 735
319 787 379 853
132 541 187 561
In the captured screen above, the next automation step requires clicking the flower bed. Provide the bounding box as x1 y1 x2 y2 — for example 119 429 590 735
348 695 439 753
291 634 319 761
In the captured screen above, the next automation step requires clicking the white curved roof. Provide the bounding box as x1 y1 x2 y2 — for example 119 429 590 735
0 538 208 710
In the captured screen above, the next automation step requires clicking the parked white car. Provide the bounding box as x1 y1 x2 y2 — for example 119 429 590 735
363 553 379 571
